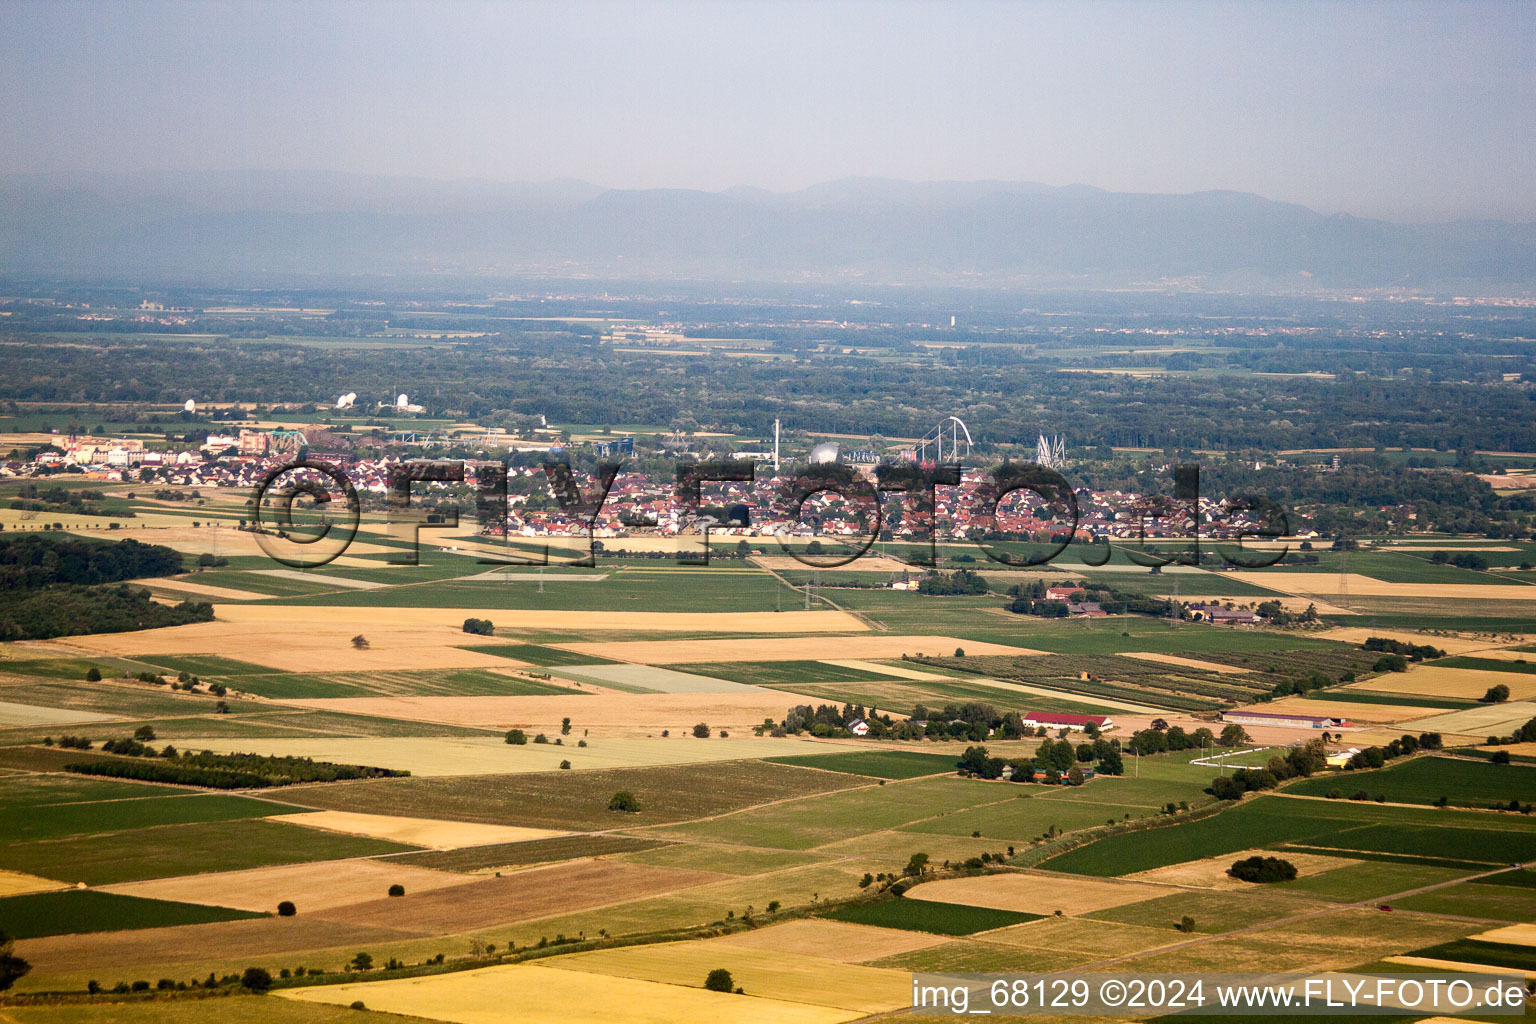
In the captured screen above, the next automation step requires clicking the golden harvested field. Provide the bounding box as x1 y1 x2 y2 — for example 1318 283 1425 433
549 939 911 1014
100 860 478 913
271 810 564 848
1125 848 1358 890
556 634 1042 664
1122 652 1252 674
312 860 727 934
1258 572 1536 601
178 733 835 773
0 699 120 727
712 919 946 962
1471 923 1536 946
278 963 858 1024
984 916 1187 958
906 872 1165 915
1475 741 1536 757
0 869 66 897
1348 666 1536 701
1264 696 1444 723
752 554 915 573
280 696 841 738
1309 628 1515 655
87 524 400 562
51 619 522 672
132 576 268 601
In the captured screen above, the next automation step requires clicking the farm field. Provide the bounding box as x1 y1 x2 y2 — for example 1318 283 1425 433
0 817 416 885
710 918 947 961
0 889 264 939
1284 755 1536 807
99 859 480 913
548 940 911 1013
268 810 565 847
552 634 1042 664
7 485 1536 1014
818 896 1043 934
1038 795 1536 877
173 733 841 774
1345 665 1536 701
309 860 728 934
905 872 1164 915
276 693 838 737
274 760 865 830
763 749 960 779
278 963 859 1024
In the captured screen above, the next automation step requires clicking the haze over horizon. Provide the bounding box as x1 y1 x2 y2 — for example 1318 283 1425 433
4 0 1533 223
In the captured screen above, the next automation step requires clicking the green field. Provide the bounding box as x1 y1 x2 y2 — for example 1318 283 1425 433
1039 795 1536 877
0 818 416 885
1303 690 1476 710
654 775 1012 850
224 668 577 699
673 660 907 687
1284 756 1536 808
763 749 961 779
0 788 285 842
1436 656 1536 674
461 643 619 666
819 895 1043 934
275 759 862 831
1393 875 1536 921
1400 937 1536 971
137 655 273 677
0 889 264 938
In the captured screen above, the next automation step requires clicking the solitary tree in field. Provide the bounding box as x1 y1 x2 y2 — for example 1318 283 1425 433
277 901 296 917
85 666 101 682
349 952 374 972
704 968 735 993
561 717 572 736
387 884 405 897
0 930 30 992
1482 684 1511 704
1177 916 1196 933
505 729 527 745
693 723 711 738
351 635 370 650
608 791 641 812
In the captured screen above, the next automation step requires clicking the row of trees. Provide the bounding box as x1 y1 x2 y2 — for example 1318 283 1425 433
67 747 410 789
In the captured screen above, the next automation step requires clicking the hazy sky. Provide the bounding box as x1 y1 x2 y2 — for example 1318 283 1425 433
3 0 1532 221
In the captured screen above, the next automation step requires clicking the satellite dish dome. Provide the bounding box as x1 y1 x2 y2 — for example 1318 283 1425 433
809 442 840 465
183 399 196 413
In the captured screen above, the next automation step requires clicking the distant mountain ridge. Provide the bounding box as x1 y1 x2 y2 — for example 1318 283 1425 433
1 171 1532 288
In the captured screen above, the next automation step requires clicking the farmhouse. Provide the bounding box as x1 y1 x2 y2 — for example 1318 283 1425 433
1045 586 1086 602
846 719 870 737
1020 711 1112 731
1191 604 1258 625
1220 710 1352 730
